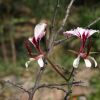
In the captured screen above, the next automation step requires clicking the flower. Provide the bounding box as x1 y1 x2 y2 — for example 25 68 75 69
64 27 98 52
64 27 99 68
29 23 47 53
25 22 47 68
73 54 97 68
25 54 44 68
64 27 98 39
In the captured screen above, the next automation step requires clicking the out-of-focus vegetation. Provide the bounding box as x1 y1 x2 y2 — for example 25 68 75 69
0 0 100 99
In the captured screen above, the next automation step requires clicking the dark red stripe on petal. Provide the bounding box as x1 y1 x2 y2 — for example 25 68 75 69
32 37 43 53
24 40 33 57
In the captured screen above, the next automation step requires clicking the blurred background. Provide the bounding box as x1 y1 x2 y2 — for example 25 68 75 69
0 0 100 100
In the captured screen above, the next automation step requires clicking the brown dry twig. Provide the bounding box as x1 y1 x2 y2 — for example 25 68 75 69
48 0 75 52
45 56 68 81
48 0 60 52
50 0 60 32
3 80 30 94
28 67 45 100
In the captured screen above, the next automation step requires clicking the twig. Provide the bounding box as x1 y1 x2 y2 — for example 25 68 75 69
28 81 83 96
28 68 45 100
50 0 60 32
36 81 82 99
57 0 75 35
48 0 75 53
32 68 44 89
61 0 75 28
38 85 67 93
4 80 30 93
54 38 67 46
45 56 68 81
65 67 75 99
38 81 83 87
37 82 82 94
86 16 100 28
67 67 75 81
48 0 60 51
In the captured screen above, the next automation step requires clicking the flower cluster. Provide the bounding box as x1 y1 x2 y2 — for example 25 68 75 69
25 23 98 69
64 27 99 68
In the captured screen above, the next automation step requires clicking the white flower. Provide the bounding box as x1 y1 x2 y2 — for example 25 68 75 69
25 23 47 68
25 54 44 68
64 27 98 40
28 23 47 52
73 55 97 68
64 27 98 68
34 23 47 41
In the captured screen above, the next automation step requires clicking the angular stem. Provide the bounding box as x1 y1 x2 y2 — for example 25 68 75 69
45 56 67 81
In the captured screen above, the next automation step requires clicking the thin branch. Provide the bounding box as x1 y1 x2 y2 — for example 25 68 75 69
38 85 67 93
38 81 83 87
67 67 75 81
4 80 30 93
66 67 75 99
61 0 75 28
32 68 44 89
48 0 60 51
48 0 75 53
54 64 71 75
28 68 45 100
54 38 67 46
45 56 68 81
86 16 100 28
57 0 75 34
53 0 75 46
50 0 60 32
28 81 83 97
36 81 82 98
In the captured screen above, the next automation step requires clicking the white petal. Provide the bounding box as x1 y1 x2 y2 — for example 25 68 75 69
25 61 31 68
28 37 34 44
34 23 47 41
77 27 85 37
84 59 91 67
64 27 85 38
88 29 99 38
73 56 80 68
76 27 98 38
28 37 33 42
37 58 44 67
64 30 78 37
25 58 35 68
64 27 99 39
89 56 97 67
